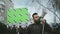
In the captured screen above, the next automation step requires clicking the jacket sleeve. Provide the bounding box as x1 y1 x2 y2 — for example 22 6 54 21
27 25 32 34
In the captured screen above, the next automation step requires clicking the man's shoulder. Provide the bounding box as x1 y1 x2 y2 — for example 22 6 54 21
29 23 35 26
28 23 36 27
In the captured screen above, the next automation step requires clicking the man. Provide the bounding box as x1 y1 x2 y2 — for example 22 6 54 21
11 25 18 34
7 26 11 34
19 26 23 34
27 13 52 34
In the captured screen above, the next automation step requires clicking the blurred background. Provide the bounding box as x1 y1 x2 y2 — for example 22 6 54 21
0 0 60 28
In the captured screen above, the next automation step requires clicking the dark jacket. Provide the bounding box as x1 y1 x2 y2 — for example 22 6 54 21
11 27 18 34
19 26 23 34
27 20 52 34
0 23 7 34
19 26 27 34
27 23 43 34
7 27 11 34
44 22 52 34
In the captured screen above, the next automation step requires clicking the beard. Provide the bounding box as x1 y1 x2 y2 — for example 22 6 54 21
34 20 40 24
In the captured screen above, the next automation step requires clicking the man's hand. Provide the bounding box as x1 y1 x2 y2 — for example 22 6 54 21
40 18 46 24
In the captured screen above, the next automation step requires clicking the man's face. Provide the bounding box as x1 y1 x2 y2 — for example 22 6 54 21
33 14 39 21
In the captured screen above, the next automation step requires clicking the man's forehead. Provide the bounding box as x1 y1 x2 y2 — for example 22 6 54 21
34 15 39 17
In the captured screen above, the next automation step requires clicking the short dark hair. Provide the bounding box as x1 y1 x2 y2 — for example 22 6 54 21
32 13 38 18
